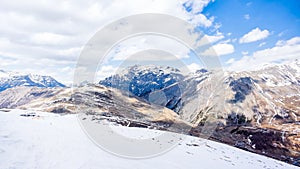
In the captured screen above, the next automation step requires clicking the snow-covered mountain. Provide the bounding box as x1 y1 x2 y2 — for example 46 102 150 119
0 70 65 92
98 61 300 126
98 61 300 165
0 85 184 129
99 65 184 110
0 109 298 169
0 60 299 166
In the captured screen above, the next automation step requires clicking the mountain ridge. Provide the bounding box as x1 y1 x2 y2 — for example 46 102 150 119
0 69 65 92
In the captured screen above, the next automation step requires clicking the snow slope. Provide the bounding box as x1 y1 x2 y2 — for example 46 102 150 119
0 109 297 169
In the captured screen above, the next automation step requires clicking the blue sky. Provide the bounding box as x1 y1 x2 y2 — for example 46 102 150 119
0 0 299 84
199 0 300 65
103 0 300 76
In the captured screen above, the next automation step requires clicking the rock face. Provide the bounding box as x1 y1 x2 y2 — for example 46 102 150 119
228 77 255 103
99 65 185 110
0 70 65 92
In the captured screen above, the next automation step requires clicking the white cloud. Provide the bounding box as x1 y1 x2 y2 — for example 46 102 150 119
189 14 214 27
110 35 190 61
30 32 71 46
96 65 118 81
258 42 266 47
228 36 300 71
244 14 250 20
0 0 214 84
231 38 237 43
226 58 235 64
202 42 235 56
276 37 300 47
213 22 222 30
239 27 270 43
219 39 231 44
241 51 249 55
187 63 201 72
204 32 225 44
184 0 211 14
183 0 214 27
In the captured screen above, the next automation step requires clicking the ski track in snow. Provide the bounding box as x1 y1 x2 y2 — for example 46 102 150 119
0 109 297 169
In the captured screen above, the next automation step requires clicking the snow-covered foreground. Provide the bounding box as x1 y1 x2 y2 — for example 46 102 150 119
0 109 297 169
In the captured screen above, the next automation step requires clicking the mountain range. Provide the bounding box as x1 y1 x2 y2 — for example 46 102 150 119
0 60 299 166
0 70 65 92
100 60 300 126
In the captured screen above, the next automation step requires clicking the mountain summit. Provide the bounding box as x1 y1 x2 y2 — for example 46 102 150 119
0 70 65 92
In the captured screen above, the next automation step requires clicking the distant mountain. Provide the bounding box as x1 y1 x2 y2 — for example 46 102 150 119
99 65 185 110
0 70 65 92
99 60 300 126
99 65 214 113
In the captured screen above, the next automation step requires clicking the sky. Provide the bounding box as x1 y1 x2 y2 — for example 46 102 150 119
0 0 299 85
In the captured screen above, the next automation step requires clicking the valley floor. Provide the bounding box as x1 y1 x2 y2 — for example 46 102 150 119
0 109 298 169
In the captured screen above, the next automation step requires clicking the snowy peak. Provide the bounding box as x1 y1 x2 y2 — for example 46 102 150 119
0 70 65 92
100 65 184 97
114 64 182 78
28 74 64 87
99 65 186 111
254 60 300 87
